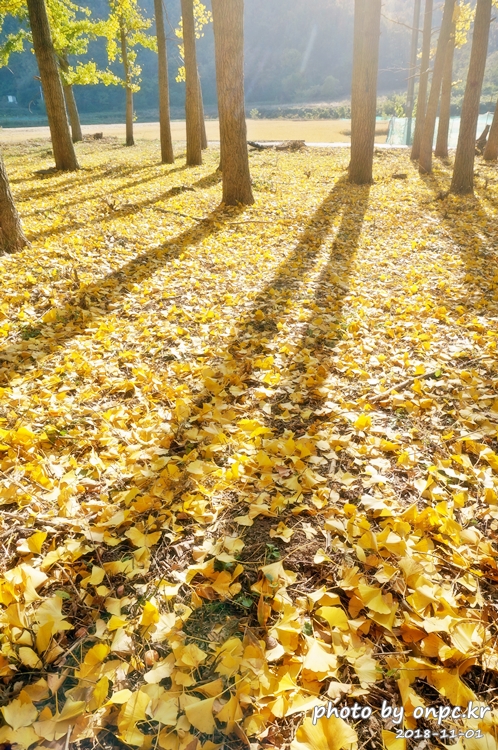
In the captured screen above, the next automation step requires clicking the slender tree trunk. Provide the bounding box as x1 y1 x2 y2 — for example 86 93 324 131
198 70 208 150
435 19 456 158
120 23 134 147
154 0 174 164
0 154 28 254
406 0 421 145
212 0 254 205
26 0 79 171
59 55 83 143
451 0 492 194
350 0 365 167
411 0 434 160
349 0 382 185
419 0 455 174
63 84 83 143
483 99 498 160
181 0 202 166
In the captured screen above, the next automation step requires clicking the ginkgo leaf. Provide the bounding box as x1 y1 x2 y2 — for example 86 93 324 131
316 606 349 631
302 637 338 678
111 628 133 654
3 136 498 750
35 596 73 634
354 653 379 686
383 730 406 750
291 716 358 750
117 690 149 739
357 584 392 614
16 531 47 555
18 647 43 669
1 697 38 730
185 696 217 734
141 600 160 627
148 695 178 726
125 527 162 548
144 655 175 684
428 669 476 706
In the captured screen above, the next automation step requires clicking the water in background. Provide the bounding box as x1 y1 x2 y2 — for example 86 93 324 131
387 112 494 147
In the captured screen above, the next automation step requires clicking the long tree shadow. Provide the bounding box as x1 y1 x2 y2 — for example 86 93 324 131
12 157 189 205
228 178 368 351
146 176 370 469
25 183 200 242
418 170 498 317
192 171 222 189
12 162 157 203
21 166 191 220
0 204 244 386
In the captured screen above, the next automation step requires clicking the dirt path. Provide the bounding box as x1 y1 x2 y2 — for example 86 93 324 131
0 118 388 144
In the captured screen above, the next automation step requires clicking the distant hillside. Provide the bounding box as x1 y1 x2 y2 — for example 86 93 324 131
1 0 497 124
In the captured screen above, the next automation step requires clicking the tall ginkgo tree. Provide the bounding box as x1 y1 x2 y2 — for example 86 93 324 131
411 0 433 161
105 0 156 147
418 0 456 174
435 2 473 159
0 0 79 170
50 0 120 142
154 0 174 163
450 0 493 194
176 0 211 163
0 0 119 143
349 0 382 184
212 0 253 205
26 0 80 170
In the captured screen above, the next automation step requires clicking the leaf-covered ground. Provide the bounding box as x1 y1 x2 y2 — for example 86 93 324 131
0 138 498 750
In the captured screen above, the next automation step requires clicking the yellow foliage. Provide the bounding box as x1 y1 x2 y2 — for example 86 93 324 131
0 142 498 749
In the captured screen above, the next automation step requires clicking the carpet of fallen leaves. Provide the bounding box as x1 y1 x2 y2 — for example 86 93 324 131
0 138 497 750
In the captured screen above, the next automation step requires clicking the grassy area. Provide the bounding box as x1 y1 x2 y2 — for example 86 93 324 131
0 140 498 750
0 118 389 143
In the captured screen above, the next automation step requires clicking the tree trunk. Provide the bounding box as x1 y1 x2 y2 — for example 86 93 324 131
451 0 492 194
120 23 134 147
26 0 79 171
63 84 83 143
198 70 208 150
349 0 382 185
406 0 421 146
434 18 456 158
483 99 498 160
212 0 254 205
154 0 174 164
0 153 28 254
181 0 202 166
411 0 433 160
419 0 455 174
59 54 83 143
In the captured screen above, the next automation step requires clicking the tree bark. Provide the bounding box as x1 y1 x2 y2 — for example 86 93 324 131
120 23 134 147
483 99 498 160
349 0 382 185
434 19 456 158
0 153 28 254
63 84 83 143
212 0 254 205
406 0 421 146
451 0 492 194
198 70 208 150
59 55 83 143
411 0 433 160
154 0 174 164
419 0 455 174
181 0 202 166
26 0 79 171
